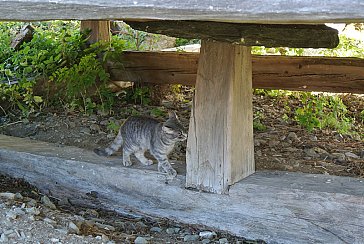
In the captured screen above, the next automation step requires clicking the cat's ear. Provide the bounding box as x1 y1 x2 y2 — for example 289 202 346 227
168 111 178 120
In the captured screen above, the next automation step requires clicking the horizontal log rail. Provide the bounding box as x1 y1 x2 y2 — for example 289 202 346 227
109 51 364 94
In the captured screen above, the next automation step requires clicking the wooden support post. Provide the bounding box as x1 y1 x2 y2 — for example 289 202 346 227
186 40 254 194
80 20 111 43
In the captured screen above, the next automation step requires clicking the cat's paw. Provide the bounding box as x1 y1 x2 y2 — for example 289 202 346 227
166 168 177 178
123 160 132 167
143 159 153 166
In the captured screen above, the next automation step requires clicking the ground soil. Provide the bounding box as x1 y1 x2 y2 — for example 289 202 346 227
0 90 363 243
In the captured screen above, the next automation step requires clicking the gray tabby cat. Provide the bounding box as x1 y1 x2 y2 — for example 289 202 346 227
94 111 187 177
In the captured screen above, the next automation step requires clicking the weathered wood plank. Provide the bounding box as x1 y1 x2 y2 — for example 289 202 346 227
109 51 364 94
125 21 339 48
80 20 110 43
186 41 254 194
1 134 364 243
1 1 364 24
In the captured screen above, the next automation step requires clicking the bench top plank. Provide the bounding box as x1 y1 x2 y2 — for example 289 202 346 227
1 0 364 23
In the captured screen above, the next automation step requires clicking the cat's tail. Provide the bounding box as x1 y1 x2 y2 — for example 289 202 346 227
94 130 123 156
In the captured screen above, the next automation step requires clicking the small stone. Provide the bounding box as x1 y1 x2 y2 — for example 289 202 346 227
14 192 23 200
345 152 360 159
26 207 41 215
166 227 180 234
27 199 37 207
68 221 80 234
360 150 364 159
304 148 318 158
43 217 57 225
0 233 8 243
6 211 19 220
331 153 346 162
134 236 148 244
69 121 76 128
0 192 15 199
95 222 115 231
136 221 148 229
268 140 280 147
309 135 318 141
183 234 199 242
314 147 329 155
202 239 211 244
41 196 57 210
219 238 229 244
150 227 162 233
199 231 216 239
90 124 100 132
80 127 91 135
50 238 60 243
287 132 299 141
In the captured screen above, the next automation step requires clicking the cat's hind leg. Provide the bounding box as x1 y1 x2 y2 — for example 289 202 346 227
134 150 153 166
122 149 133 167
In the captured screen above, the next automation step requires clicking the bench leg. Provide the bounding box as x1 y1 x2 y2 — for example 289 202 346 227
186 40 255 194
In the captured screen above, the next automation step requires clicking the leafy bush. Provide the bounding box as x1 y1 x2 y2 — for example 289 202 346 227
0 21 126 116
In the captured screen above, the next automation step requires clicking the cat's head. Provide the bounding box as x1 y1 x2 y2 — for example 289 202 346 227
162 111 188 141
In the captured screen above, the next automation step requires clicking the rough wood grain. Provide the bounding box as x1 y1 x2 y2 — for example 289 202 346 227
1 1 364 24
126 21 339 48
109 51 364 94
0 134 363 243
186 40 254 194
80 20 110 43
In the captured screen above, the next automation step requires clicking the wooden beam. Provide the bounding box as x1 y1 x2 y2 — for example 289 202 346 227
80 20 111 43
109 52 364 94
1 1 364 24
186 40 254 194
125 21 339 48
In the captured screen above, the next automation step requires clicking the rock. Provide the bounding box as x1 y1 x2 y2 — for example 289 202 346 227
0 233 9 243
287 132 299 141
134 236 148 244
135 221 148 229
304 148 318 158
268 140 280 147
89 124 100 133
14 192 23 200
25 207 40 215
360 150 364 159
345 152 360 159
68 221 80 234
80 127 91 135
256 150 262 157
41 196 57 210
219 238 229 244
0 192 16 199
202 239 211 244
199 231 216 239
95 222 115 231
331 153 346 162
166 227 180 234
27 199 37 207
314 147 329 155
100 120 109 126
150 227 162 233
309 135 318 141
183 234 199 242
50 238 60 243
43 217 57 225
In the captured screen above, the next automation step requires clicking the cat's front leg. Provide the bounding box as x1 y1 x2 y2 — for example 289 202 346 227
134 150 153 166
155 156 177 177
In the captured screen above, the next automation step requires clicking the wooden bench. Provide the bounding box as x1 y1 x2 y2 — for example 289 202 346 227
2 0 364 193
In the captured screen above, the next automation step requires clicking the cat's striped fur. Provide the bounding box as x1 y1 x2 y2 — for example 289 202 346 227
94 111 187 177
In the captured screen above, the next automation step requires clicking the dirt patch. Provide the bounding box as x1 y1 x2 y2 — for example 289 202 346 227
1 93 363 178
